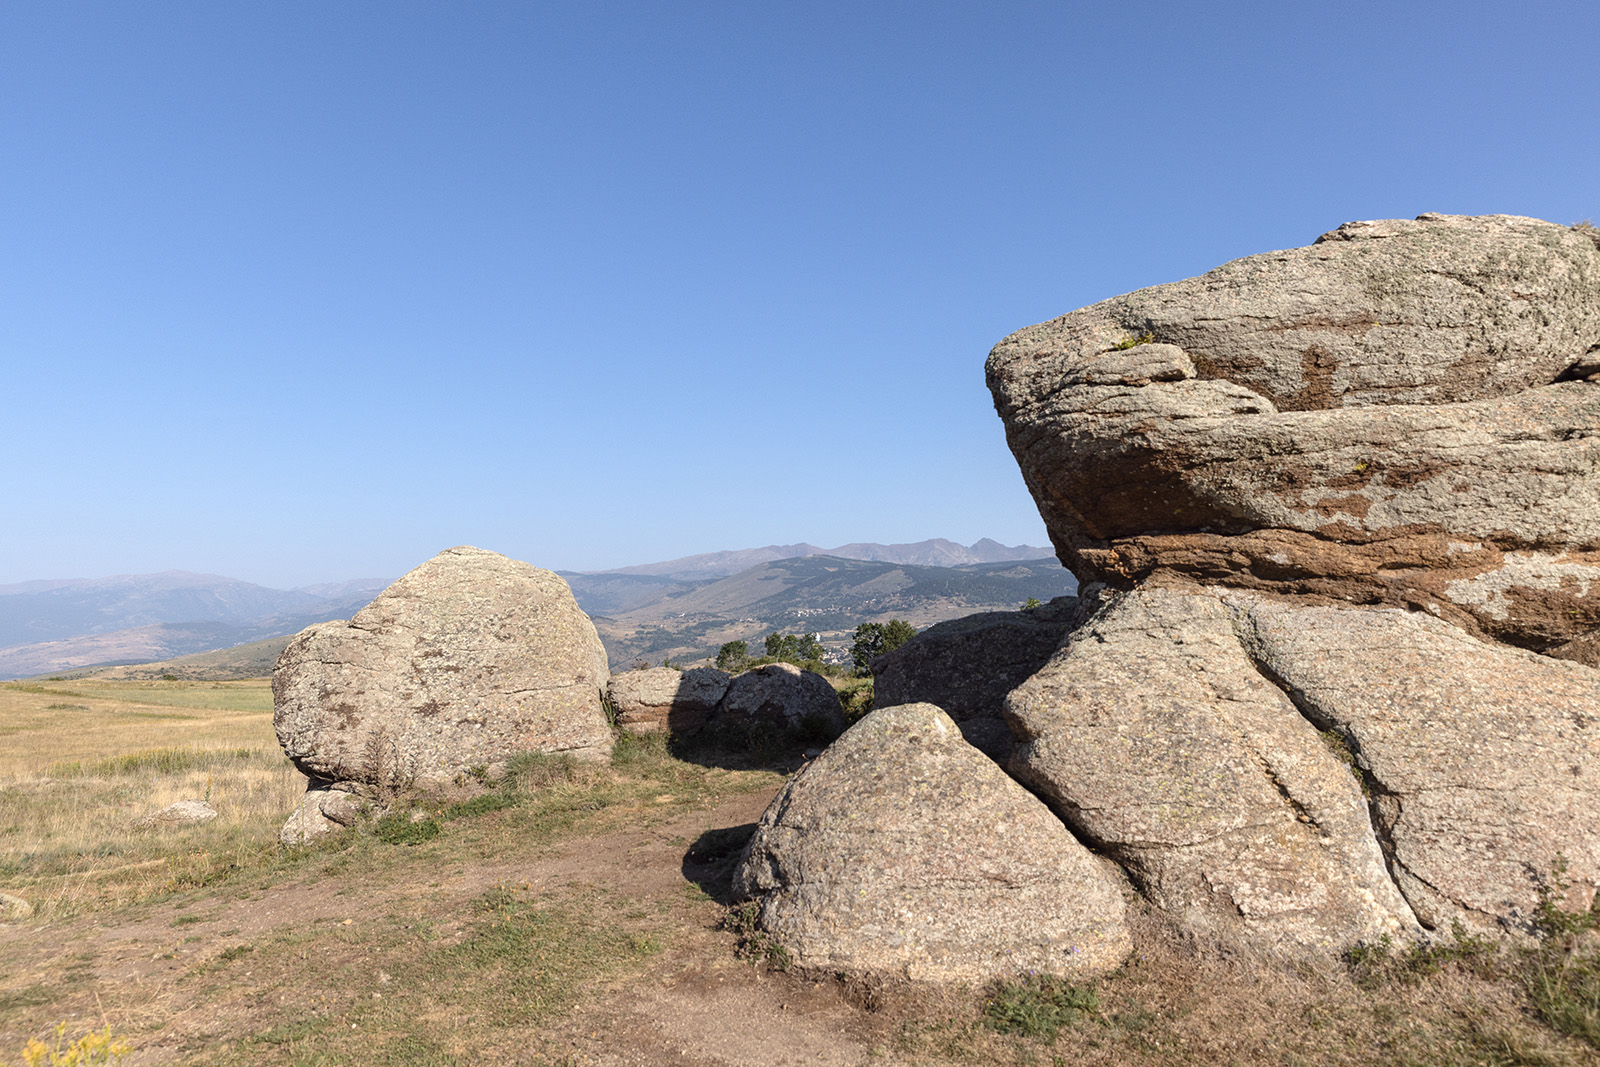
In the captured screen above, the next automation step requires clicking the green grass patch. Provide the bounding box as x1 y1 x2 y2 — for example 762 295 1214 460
984 973 1100 1042
373 813 441 846
46 745 262 778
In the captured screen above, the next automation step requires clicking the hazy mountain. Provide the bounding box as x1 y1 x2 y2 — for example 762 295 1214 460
562 538 1057 615
587 538 1054 581
0 539 1065 679
0 574 391 679
588 555 1077 667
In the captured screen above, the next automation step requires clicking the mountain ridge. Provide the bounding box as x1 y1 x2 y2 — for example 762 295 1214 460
0 539 1065 678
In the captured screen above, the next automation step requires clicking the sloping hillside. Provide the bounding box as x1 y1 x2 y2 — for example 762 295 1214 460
589 555 1077 666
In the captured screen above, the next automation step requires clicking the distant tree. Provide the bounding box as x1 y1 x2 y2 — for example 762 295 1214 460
715 640 749 671
763 632 825 666
850 619 917 674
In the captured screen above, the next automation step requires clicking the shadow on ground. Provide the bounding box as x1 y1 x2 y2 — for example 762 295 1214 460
681 822 759 904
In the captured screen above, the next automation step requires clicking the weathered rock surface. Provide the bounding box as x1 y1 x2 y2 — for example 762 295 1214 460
134 799 218 828
607 666 730 733
872 596 1083 760
1007 584 1600 948
0 892 34 921
987 214 1600 654
716 663 842 733
279 783 370 847
1006 586 1421 954
273 546 612 790
1232 595 1600 933
734 702 1130 981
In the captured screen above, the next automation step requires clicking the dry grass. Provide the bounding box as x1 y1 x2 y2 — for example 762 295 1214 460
0 679 306 917
3 681 1600 1066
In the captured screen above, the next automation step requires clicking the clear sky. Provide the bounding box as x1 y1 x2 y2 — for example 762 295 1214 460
3 1 1596 588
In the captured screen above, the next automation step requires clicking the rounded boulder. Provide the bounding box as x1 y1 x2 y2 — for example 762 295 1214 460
273 546 612 790
732 702 1131 982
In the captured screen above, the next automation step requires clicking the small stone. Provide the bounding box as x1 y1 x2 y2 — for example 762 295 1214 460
134 799 218 828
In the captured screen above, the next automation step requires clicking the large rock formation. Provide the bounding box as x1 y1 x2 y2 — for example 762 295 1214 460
872 596 1083 761
274 546 612 794
965 215 1600 957
733 703 1130 981
986 214 1600 655
607 666 731 733
1006 586 1600 945
716 663 843 734
1006 587 1420 953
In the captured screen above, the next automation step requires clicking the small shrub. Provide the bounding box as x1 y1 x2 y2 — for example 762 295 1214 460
723 901 791 970
1525 855 1600 1048
1110 331 1156 351
836 679 874 723
984 974 1100 1042
1345 922 1499 988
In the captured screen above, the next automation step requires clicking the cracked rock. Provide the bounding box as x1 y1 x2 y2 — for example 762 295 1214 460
733 702 1130 981
1005 587 1420 955
1231 594 1600 934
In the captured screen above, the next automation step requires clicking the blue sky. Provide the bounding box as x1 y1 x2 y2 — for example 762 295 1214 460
3 1 1596 588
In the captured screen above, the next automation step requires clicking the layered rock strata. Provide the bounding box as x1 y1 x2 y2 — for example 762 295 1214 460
607 666 731 733
986 214 1600 654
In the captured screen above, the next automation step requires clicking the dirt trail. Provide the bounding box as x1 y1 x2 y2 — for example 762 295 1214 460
0 788 897 1066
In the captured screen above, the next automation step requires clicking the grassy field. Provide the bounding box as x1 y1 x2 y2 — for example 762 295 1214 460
0 679 305 918
2 679 1599 1066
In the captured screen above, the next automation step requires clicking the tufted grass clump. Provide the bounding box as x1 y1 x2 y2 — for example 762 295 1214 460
1525 856 1600 1048
1110 331 1156 351
722 900 791 971
983 973 1100 1042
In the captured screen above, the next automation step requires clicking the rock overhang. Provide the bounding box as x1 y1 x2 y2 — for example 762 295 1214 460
987 213 1600 653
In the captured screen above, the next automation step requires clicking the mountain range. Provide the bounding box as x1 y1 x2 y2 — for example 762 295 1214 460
0 539 1067 679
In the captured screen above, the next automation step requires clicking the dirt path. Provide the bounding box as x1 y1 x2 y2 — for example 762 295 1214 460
0 788 899 1066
